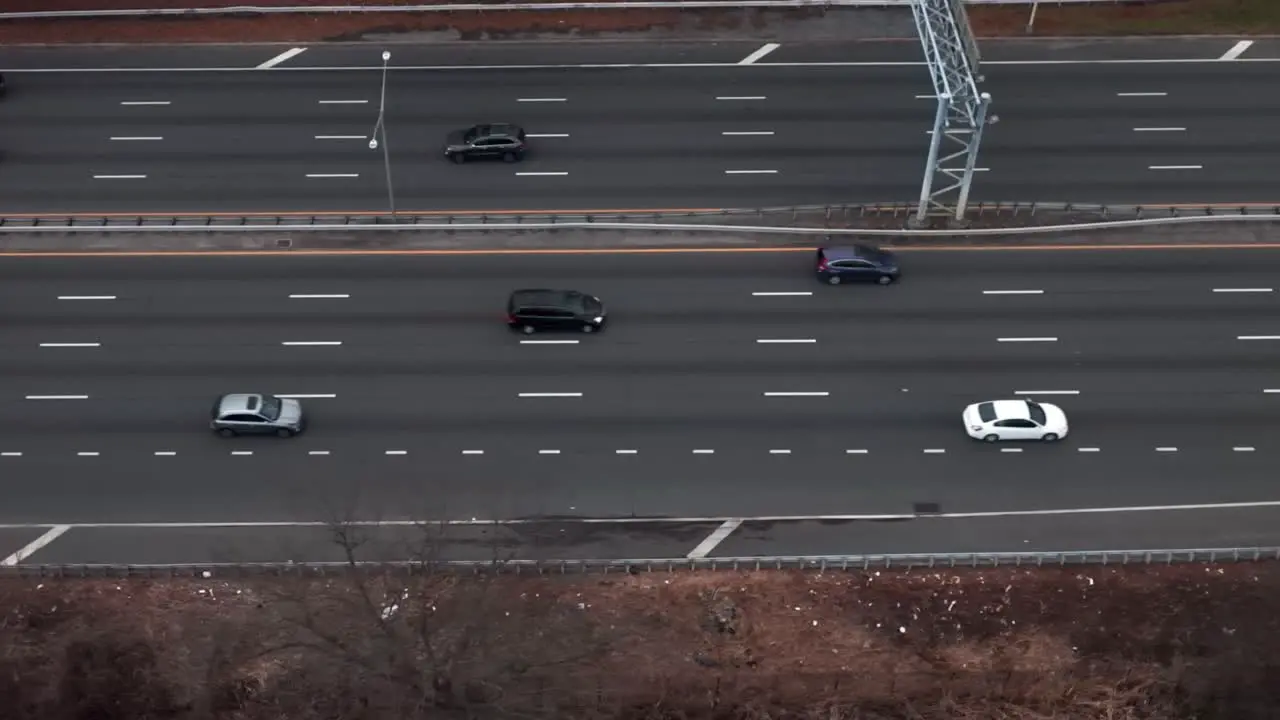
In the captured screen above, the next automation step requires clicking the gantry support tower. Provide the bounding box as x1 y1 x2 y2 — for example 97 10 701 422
911 0 992 223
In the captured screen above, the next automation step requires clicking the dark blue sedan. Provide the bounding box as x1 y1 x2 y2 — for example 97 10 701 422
815 244 900 285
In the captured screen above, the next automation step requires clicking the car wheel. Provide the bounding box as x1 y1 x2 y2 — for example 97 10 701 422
502 152 517 162
276 428 295 438
217 428 236 438
877 275 894 285
1041 433 1059 442
581 324 595 333
982 434 999 443
521 325 535 335
826 276 842 285
451 153 465 164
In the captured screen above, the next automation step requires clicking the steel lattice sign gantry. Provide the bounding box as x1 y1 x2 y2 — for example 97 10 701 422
911 0 992 222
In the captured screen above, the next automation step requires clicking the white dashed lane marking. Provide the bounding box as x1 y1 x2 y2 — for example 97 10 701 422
1001 448 1023 453
725 169 778 175
516 172 569 176
76 452 99 457
1234 447 1256 452
539 449 561 455
615 449 638 455
752 291 812 297
769 449 791 455
1116 92 1167 97
520 339 579 345
39 343 100 348
58 295 115 301
763 391 829 397
93 174 146 180
1 452 22 457
1078 447 1101 453
109 136 163 141
289 294 350 299
845 449 869 454
25 395 88 400
275 393 336 399
722 131 775 136
231 451 253 456
308 450 330 456
1156 447 1178 453
518 392 583 398
154 451 176 456
517 97 566 102
1214 288 1272 293
716 96 767 101
314 135 365 141
281 341 342 346
385 450 407 456
525 133 569 138
1239 336 1280 341
305 173 359 179
1133 127 1185 133
1014 390 1079 395
998 337 1057 343
120 100 170 106
318 99 368 105
756 338 816 344
692 449 715 454
983 289 1043 295
1149 165 1202 171
462 450 484 455
923 448 946 454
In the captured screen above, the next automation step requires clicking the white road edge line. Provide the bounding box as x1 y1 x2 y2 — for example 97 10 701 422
997 337 1057 343
687 519 744 559
1 525 72 566
983 289 1043 295
39 343 101 348
289 294 351 299
763 391 829 397
518 392 584 398
752 291 812 297
257 46 307 70
1214 288 1272 293
738 42 781 65
58 295 115 300
1220 40 1254 61
25 395 88 400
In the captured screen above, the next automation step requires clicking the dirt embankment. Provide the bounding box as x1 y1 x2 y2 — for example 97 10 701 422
4 561 1280 719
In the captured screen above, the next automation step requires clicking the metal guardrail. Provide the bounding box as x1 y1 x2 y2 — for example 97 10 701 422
3 547 1278 578
1 202 1277 237
0 0 1173 20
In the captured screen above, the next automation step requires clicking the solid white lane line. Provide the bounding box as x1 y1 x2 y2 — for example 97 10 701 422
154 451 177 456
58 295 115 300
725 169 778 174
25 395 88 400
1220 40 1254 61
318 99 367 104
385 450 407 455
231 450 253 456
615 449 638 455
516 171 568 176
716 96 766 100
1116 92 1167 97
997 337 1057 343
1234 447 1256 452
518 392 583 398
520 339 580 345
739 42 781 65
686 518 743 559
1239 336 1280 340
1001 448 1023 453
1 525 72 566
845 449 868 454
763 391 829 397
120 100 170 106
722 131 775 136
109 136 163 141
275 393 336 399
525 133 570 138
314 135 366 140
462 450 484 455
1156 447 1178 453
692 449 715 454
1078 447 1101 453
289 294 350 299
752 291 812 297
1214 288 1272 293
923 448 946 454
93 174 146 179
769 449 791 454
39 343 100 348
983 289 1043 295
756 338 816 344
281 341 342 346
517 97 566 102
1133 127 1186 132
1014 390 1080 395
539 449 561 455
76 452 99 457
308 450 330 455
1149 165 1202 170
305 173 359 178
0 452 22 457
257 46 307 69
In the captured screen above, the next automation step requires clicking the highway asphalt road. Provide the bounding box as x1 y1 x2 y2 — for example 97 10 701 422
0 38 1278 214
3 245 1280 564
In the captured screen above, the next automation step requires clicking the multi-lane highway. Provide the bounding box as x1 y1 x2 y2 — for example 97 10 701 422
4 244 1280 565
1 38 1279 213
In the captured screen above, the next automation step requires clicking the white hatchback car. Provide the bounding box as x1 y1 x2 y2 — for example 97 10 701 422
963 399 1068 442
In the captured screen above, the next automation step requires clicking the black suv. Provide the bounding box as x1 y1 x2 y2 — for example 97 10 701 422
507 289 606 334
445 123 527 163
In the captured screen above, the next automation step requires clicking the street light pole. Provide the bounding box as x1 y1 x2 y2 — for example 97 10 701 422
368 50 396 218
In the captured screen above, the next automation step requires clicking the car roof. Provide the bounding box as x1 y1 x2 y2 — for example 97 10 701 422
821 244 885 261
989 399 1033 420
475 123 523 137
510 288 583 308
217 393 263 415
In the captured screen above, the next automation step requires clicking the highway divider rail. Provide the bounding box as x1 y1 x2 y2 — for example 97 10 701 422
0 0 1175 21
1 202 1277 237
4 547 1279 578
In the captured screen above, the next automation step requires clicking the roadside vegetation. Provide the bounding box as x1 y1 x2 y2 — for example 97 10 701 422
4 550 1280 718
971 0 1280 36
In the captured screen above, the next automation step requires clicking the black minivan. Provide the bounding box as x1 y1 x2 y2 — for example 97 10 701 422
507 289 606 334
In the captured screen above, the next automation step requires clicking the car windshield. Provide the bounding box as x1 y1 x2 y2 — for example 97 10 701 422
976 402 996 422
260 395 282 421
1027 402 1047 425
584 296 603 314
464 127 480 142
